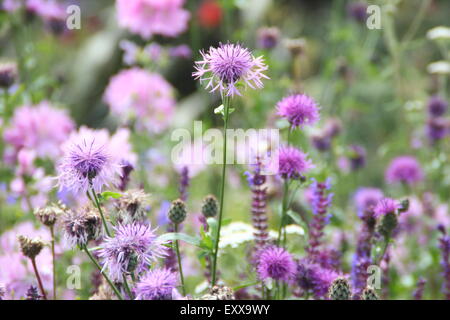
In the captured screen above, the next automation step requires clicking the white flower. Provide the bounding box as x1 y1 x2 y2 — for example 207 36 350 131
427 61 450 75
427 26 450 41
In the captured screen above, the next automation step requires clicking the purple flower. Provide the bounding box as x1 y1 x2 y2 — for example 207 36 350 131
193 43 269 97
348 145 366 170
98 223 168 282
438 225 450 299
0 283 5 300
257 27 280 50
297 259 340 299
116 0 190 39
257 246 296 283
276 94 320 129
135 268 178 300
353 187 384 218
278 146 314 179
169 44 192 59
385 156 424 186
427 95 448 117
374 198 399 218
56 132 121 194
347 2 368 23
426 117 448 144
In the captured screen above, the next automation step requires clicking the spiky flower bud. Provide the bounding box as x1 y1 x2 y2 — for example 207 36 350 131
26 285 41 300
201 285 235 300
34 202 67 227
328 277 352 300
378 212 398 238
361 287 379 300
201 195 218 218
18 236 44 259
168 199 187 224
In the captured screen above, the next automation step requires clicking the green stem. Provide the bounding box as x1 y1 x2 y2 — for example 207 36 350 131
277 179 290 247
122 274 133 299
90 188 111 237
174 224 186 295
211 95 231 286
82 245 123 300
50 226 56 300
375 237 390 265
31 258 47 300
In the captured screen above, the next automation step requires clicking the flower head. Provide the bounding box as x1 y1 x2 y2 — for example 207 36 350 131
427 95 448 117
0 62 17 88
296 259 341 299
115 189 150 224
135 268 178 300
116 0 190 39
62 206 102 247
257 27 280 49
353 187 384 217
18 235 44 259
56 132 121 194
374 198 399 218
278 146 313 179
98 222 168 281
276 94 320 129
257 246 296 283
385 156 424 186
193 43 268 97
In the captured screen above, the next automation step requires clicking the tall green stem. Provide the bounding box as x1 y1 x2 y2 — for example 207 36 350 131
211 95 231 286
174 224 186 295
277 179 289 247
90 188 111 237
31 258 47 300
82 245 123 300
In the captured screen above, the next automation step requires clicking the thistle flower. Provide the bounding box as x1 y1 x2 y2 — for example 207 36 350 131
375 198 400 238
168 199 187 225
56 133 121 194
353 187 384 218
361 287 379 300
62 206 102 247
257 27 280 50
329 277 352 300
427 95 448 117
296 260 340 299
278 146 314 179
99 222 168 282
385 156 424 186
0 62 17 88
116 0 190 39
34 202 67 227
201 285 235 300
25 285 41 300
115 189 150 223
135 268 178 300
257 246 296 283
307 179 333 261
426 117 448 144
276 94 320 129
193 43 269 97
374 198 399 218
18 235 44 259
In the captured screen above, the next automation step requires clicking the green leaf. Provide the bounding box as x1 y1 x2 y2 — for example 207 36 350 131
287 210 307 229
233 281 259 291
214 104 224 115
100 191 122 200
157 233 202 247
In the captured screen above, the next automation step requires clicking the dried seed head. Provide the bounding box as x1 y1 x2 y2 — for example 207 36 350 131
116 189 150 223
361 287 379 300
201 285 235 300
62 205 102 247
201 195 218 218
18 235 45 259
328 277 352 300
34 201 67 227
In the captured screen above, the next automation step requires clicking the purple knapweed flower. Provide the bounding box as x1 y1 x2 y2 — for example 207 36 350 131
257 246 296 283
276 94 320 129
426 117 448 144
193 43 269 97
353 187 384 218
427 95 448 117
135 268 178 300
116 0 190 39
296 259 341 299
56 132 121 194
385 156 424 186
278 146 314 179
374 198 399 218
98 222 168 282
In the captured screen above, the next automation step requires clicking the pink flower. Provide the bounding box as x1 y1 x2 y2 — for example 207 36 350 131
103 68 176 134
3 101 75 160
116 0 190 39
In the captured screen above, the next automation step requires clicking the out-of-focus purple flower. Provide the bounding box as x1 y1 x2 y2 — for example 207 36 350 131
257 27 280 50
143 43 163 61
193 43 269 97
103 68 175 134
135 268 178 300
347 2 368 23
278 146 313 179
56 130 122 194
426 117 448 144
169 44 192 59
385 156 424 186
257 246 296 283
178 166 190 202
374 198 399 218
2 0 22 11
16 149 36 176
116 0 190 39
353 187 384 218
99 222 168 282
348 145 366 170
4 102 74 160
119 40 140 65
27 0 68 34
0 62 17 88
276 94 320 129
413 278 426 300
307 179 333 261
297 259 341 299
438 225 450 299
311 133 331 152
427 95 448 117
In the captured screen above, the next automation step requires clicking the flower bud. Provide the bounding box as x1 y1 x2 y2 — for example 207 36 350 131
202 195 218 218
328 277 352 300
18 235 44 259
361 287 379 300
168 199 187 224
378 212 398 238
34 202 66 227
0 62 17 88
